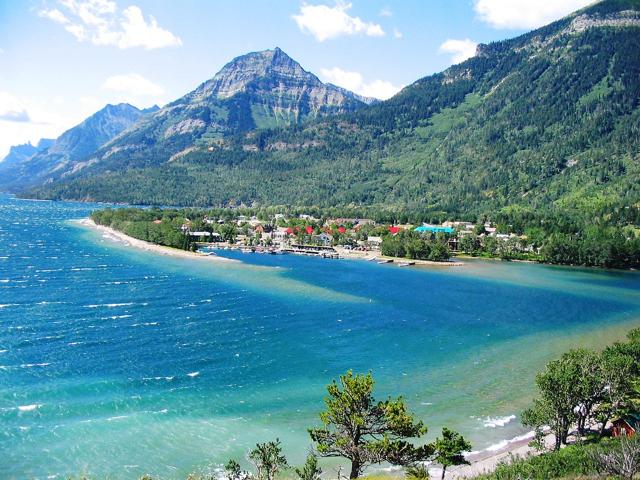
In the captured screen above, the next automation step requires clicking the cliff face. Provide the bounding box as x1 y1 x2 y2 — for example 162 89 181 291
188 47 367 116
180 47 368 123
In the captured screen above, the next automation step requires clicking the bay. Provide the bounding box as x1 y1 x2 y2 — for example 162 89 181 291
1 195 639 479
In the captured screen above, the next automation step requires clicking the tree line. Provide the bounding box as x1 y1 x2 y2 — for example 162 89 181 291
523 329 640 451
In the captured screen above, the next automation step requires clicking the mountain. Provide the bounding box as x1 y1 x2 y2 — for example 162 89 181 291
0 138 54 167
0 103 149 190
37 47 373 179
21 1 640 224
0 139 55 189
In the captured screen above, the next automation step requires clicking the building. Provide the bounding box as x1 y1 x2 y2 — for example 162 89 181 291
271 227 290 245
415 225 455 234
366 236 383 249
613 415 640 437
188 231 221 242
315 232 333 246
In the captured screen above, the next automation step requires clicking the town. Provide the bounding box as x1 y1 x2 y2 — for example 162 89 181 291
91 207 537 264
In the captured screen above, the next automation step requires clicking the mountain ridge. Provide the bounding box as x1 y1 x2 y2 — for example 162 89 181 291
0 103 150 190
10 0 640 225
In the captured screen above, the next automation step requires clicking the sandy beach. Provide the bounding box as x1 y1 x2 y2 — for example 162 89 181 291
78 218 238 263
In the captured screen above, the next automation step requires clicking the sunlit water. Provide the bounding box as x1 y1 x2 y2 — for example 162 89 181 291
1 195 639 479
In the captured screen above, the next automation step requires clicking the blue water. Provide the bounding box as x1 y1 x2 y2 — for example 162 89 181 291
1 194 639 479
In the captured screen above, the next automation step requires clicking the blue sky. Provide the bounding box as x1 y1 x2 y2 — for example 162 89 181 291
0 0 593 158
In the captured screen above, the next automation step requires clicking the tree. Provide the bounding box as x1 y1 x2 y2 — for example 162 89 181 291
522 353 583 450
594 345 635 436
404 463 430 480
309 371 431 479
295 454 322 480
248 439 288 480
224 459 250 480
567 349 601 436
432 428 471 480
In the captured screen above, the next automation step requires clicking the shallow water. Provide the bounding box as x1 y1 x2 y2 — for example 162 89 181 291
1 195 639 479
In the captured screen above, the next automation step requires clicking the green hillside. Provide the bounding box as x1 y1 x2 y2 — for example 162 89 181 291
27 1 640 227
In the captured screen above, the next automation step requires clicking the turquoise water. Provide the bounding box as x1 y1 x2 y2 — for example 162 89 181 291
1 195 640 479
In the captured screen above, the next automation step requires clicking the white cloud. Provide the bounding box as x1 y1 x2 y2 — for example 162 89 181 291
38 8 70 24
102 73 164 97
379 8 393 17
0 93 80 159
474 0 593 29
393 28 403 39
292 2 385 42
0 92 31 122
38 0 182 49
321 67 402 100
439 38 478 64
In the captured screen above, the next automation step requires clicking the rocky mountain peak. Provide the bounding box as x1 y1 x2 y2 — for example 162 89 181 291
191 47 320 100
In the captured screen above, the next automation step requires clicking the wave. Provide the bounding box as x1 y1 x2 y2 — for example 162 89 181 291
484 431 535 453
102 314 132 320
187 371 200 378
106 415 129 421
18 404 42 412
483 414 517 428
20 363 51 368
85 302 134 308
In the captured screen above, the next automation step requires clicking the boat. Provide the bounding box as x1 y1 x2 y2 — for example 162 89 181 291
377 259 393 264
397 261 415 267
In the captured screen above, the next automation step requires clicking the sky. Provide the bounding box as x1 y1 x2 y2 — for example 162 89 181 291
0 0 595 159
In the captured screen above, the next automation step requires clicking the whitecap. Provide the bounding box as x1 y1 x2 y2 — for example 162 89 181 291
18 404 42 412
20 363 50 368
187 371 200 378
106 415 129 421
483 431 535 453
485 440 509 452
483 414 516 428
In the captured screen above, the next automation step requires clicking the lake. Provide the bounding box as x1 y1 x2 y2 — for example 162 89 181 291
1 195 639 479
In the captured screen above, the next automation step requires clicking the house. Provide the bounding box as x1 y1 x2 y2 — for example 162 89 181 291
271 227 290 244
415 224 455 234
188 231 220 242
613 415 640 437
315 232 333 246
442 221 475 230
366 236 383 249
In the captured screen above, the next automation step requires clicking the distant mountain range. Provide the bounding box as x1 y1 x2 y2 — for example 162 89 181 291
0 103 158 190
1 139 55 168
3 0 640 222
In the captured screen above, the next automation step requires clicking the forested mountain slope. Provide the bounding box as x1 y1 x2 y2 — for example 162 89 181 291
27 1 640 226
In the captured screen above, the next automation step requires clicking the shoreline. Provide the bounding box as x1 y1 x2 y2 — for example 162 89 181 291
76 218 239 263
447 431 546 479
331 247 466 267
